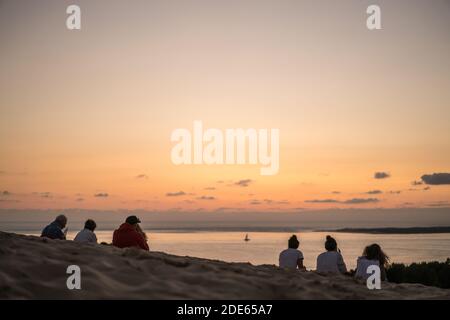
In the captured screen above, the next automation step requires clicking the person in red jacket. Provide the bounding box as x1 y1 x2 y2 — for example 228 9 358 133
112 216 149 251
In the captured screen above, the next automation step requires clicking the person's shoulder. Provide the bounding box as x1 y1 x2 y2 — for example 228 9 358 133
357 256 370 263
331 251 341 257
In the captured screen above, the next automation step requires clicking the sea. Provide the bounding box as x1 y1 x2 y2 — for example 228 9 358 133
6 229 450 270
2 209 450 270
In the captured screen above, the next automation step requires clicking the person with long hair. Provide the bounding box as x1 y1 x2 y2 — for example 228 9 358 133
355 243 389 281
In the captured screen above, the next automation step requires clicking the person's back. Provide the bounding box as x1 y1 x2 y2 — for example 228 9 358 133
279 235 305 270
41 215 67 240
74 229 97 243
74 219 97 244
316 251 346 274
355 244 389 281
316 235 347 274
112 216 149 251
355 256 379 280
279 248 303 269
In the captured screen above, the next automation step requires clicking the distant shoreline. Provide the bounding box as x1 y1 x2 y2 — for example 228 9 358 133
320 226 450 234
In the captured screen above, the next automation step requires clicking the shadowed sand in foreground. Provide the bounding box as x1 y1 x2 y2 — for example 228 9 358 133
1 231 449 299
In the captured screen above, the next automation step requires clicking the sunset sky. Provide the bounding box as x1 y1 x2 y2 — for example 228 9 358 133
0 0 449 212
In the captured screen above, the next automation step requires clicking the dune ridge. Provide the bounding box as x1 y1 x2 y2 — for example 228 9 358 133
0 231 449 300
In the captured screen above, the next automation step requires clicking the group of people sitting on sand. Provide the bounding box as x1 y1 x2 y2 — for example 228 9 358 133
40 214 149 251
41 214 388 280
279 234 389 281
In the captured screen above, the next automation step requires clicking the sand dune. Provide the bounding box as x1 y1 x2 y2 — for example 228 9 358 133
0 231 449 299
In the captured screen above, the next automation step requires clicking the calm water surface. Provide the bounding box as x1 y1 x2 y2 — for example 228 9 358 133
21 230 450 270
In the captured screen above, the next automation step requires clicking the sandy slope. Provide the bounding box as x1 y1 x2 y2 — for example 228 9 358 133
0 231 449 299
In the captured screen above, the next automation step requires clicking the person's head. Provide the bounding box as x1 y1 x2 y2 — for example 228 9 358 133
363 243 389 267
125 215 141 227
325 235 337 251
288 235 300 249
54 215 67 228
84 219 97 231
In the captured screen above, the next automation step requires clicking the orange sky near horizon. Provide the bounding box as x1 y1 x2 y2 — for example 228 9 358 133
0 0 449 212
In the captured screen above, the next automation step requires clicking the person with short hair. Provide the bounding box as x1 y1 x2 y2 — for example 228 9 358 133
316 235 347 274
41 215 68 240
112 216 149 251
74 219 98 244
279 235 306 270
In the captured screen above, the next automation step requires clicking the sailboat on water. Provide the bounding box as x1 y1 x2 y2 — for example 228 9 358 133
244 234 250 242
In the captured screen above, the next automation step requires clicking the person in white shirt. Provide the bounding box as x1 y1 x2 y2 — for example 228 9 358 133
355 243 389 281
74 219 98 244
279 235 306 270
316 235 347 274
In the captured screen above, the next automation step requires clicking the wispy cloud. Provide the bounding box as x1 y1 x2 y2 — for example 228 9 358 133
426 201 450 207
215 207 238 212
135 174 148 179
305 198 379 204
2 191 11 196
342 198 379 204
204 187 216 191
263 199 290 205
234 179 253 187
94 193 109 198
366 190 382 195
374 172 390 179
197 196 216 200
421 173 450 185
305 199 339 203
166 191 186 197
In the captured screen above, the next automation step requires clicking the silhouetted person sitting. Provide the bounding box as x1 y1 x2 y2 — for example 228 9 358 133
316 235 347 274
112 216 149 251
41 215 67 240
355 243 389 281
279 235 306 271
74 219 98 244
